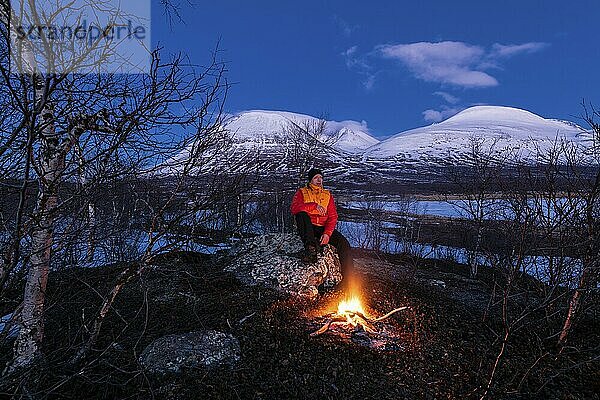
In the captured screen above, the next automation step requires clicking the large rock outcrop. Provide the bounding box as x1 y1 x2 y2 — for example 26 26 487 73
224 233 343 298
139 330 240 375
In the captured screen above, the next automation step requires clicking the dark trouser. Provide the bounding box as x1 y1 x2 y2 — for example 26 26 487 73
295 212 353 276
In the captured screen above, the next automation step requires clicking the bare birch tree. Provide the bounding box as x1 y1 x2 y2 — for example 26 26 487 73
469 120 600 395
556 104 600 348
281 114 340 185
0 0 237 378
445 136 505 278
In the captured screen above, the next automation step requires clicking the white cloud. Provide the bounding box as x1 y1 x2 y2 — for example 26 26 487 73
434 91 460 104
490 42 549 58
422 109 444 122
374 40 549 89
341 46 361 69
422 106 464 123
362 74 376 90
341 46 377 90
379 41 484 66
377 41 497 88
333 15 358 37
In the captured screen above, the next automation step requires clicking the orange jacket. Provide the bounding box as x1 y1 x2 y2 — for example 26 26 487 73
290 183 338 236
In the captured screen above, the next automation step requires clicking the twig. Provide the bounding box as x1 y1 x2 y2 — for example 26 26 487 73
373 306 409 322
310 319 332 337
238 312 256 325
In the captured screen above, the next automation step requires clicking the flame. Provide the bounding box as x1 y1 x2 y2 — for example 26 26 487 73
337 296 365 316
337 296 366 326
310 274 409 337
335 274 367 318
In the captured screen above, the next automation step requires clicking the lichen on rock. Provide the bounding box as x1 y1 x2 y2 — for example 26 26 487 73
224 233 343 298
139 330 240 375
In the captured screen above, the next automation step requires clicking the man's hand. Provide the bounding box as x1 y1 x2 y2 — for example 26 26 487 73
320 233 330 245
316 205 326 215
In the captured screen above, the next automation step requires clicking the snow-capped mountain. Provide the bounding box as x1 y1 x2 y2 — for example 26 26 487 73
160 110 379 179
162 106 592 183
223 110 379 153
364 106 589 165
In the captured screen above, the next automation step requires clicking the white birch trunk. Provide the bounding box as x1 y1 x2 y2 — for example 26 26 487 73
236 195 243 230
86 203 96 264
77 145 96 264
558 258 596 348
10 82 62 371
559 194 600 349
0 253 10 292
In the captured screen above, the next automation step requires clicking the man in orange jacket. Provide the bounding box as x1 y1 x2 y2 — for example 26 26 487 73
290 168 353 276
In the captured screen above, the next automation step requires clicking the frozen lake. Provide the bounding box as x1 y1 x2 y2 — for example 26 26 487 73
344 198 572 220
337 220 582 288
345 200 469 218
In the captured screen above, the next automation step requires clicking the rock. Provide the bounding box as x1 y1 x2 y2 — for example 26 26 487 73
428 279 446 288
224 233 343 298
139 330 240 375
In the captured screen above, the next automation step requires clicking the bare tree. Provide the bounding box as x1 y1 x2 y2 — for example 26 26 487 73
281 114 341 185
556 104 600 348
0 0 237 378
445 136 505 278
464 121 600 396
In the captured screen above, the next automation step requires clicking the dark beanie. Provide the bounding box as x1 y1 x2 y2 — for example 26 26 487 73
307 168 323 182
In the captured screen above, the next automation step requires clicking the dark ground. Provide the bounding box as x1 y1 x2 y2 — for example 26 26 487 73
1 250 599 399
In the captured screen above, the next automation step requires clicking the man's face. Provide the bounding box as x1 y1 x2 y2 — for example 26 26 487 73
311 174 323 187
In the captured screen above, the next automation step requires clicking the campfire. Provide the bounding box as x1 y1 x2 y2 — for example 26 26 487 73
309 277 409 349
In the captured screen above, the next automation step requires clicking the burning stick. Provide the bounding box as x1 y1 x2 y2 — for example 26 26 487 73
349 312 376 333
310 319 333 337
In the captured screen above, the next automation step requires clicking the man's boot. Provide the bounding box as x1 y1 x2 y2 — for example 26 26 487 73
301 243 318 264
317 244 325 255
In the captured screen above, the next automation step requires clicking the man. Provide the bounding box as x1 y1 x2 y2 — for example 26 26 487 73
290 168 353 277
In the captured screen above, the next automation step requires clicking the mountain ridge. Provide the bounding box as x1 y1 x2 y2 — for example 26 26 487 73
162 106 592 182
364 105 589 162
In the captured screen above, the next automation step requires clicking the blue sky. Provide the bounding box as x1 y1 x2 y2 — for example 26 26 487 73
152 0 599 138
